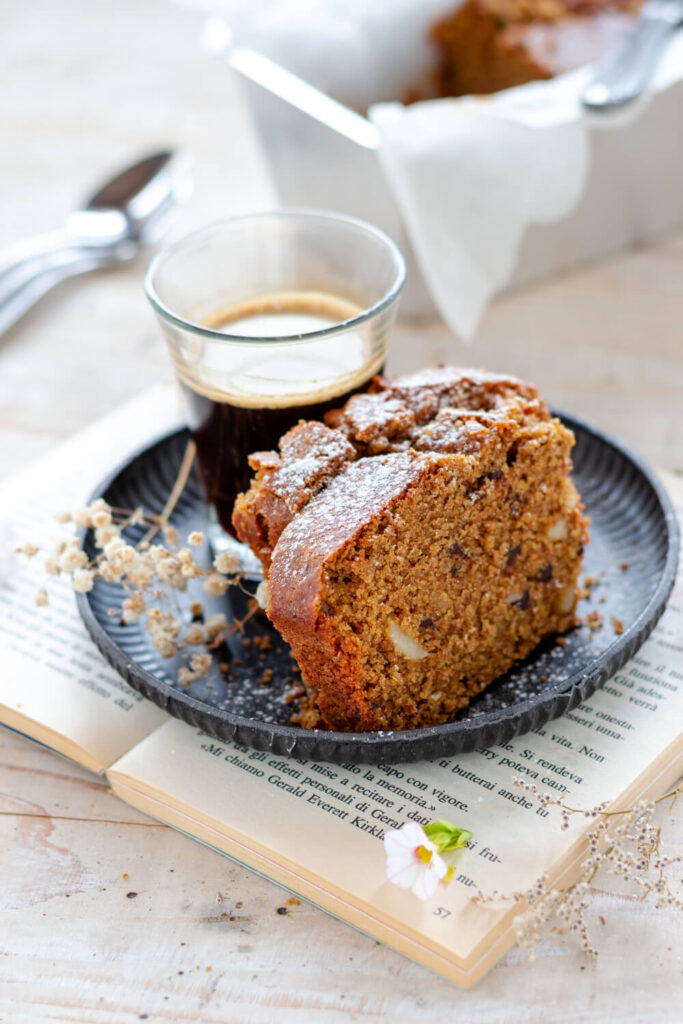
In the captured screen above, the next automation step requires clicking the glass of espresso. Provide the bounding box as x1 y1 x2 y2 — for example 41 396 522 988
144 210 406 572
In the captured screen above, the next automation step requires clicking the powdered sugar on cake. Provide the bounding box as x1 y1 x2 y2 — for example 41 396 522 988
233 367 589 732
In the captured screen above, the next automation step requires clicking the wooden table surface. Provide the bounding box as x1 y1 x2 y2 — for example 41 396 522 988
1 2 681 1021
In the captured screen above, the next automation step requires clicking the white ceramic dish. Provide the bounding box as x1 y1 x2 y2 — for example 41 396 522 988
208 3 683 319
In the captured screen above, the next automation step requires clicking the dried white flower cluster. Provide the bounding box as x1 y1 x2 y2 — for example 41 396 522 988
475 778 682 960
17 495 247 686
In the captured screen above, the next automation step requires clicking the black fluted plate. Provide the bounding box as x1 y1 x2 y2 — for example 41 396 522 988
76 414 679 764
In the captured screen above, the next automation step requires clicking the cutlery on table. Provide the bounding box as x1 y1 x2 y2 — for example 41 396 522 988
0 150 187 336
581 0 683 112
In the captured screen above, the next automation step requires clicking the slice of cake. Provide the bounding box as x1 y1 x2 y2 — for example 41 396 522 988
431 0 641 98
233 368 589 732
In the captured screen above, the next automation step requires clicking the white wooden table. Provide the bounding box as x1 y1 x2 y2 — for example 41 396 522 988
0 2 681 1020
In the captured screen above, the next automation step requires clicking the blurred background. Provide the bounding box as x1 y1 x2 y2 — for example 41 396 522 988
2 0 682 477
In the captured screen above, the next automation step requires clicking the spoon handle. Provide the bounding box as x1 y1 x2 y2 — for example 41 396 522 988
0 221 134 295
0 247 124 338
0 231 78 294
0 234 97 305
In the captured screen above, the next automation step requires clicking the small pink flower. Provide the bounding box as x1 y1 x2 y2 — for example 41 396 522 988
384 822 449 901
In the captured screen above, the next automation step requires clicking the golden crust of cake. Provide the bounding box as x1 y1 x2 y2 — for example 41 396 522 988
233 367 546 566
233 367 590 733
431 0 640 97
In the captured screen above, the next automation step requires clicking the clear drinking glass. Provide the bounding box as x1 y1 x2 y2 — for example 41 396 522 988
145 210 406 575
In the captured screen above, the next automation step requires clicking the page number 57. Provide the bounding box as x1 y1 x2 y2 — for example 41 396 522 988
433 906 451 919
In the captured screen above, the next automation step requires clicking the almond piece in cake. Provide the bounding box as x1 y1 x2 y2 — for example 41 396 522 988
233 368 589 732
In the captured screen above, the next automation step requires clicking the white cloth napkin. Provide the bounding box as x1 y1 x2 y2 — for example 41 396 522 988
369 38 683 341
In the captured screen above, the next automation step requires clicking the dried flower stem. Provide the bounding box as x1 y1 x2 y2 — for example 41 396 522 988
206 602 259 649
16 440 250 685
474 778 683 961
140 440 197 545
541 785 681 820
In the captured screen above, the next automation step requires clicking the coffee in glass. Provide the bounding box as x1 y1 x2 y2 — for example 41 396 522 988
145 211 406 570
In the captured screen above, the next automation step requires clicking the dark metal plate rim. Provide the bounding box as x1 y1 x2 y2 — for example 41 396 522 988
75 410 680 762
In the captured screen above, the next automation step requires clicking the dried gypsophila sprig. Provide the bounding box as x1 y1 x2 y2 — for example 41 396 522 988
473 777 682 961
15 442 255 686
18 503 246 682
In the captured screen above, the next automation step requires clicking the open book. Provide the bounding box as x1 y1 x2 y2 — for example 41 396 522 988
0 386 681 988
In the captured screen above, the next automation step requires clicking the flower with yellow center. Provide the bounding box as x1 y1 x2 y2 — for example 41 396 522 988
384 822 449 901
384 819 472 901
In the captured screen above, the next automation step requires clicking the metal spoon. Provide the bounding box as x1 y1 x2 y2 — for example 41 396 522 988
0 149 186 336
581 0 683 112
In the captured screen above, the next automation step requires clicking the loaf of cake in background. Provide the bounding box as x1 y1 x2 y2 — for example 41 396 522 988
431 0 642 97
234 368 590 732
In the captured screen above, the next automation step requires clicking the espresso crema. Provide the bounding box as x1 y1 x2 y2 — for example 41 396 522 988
180 290 381 535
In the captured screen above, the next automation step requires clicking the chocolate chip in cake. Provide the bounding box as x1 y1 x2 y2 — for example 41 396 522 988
448 542 470 576
235 367 589 731
508 492 522 516
505 544 521 570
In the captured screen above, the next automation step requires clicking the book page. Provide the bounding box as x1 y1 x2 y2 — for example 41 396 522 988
109 475 683 985
0 385 181 772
